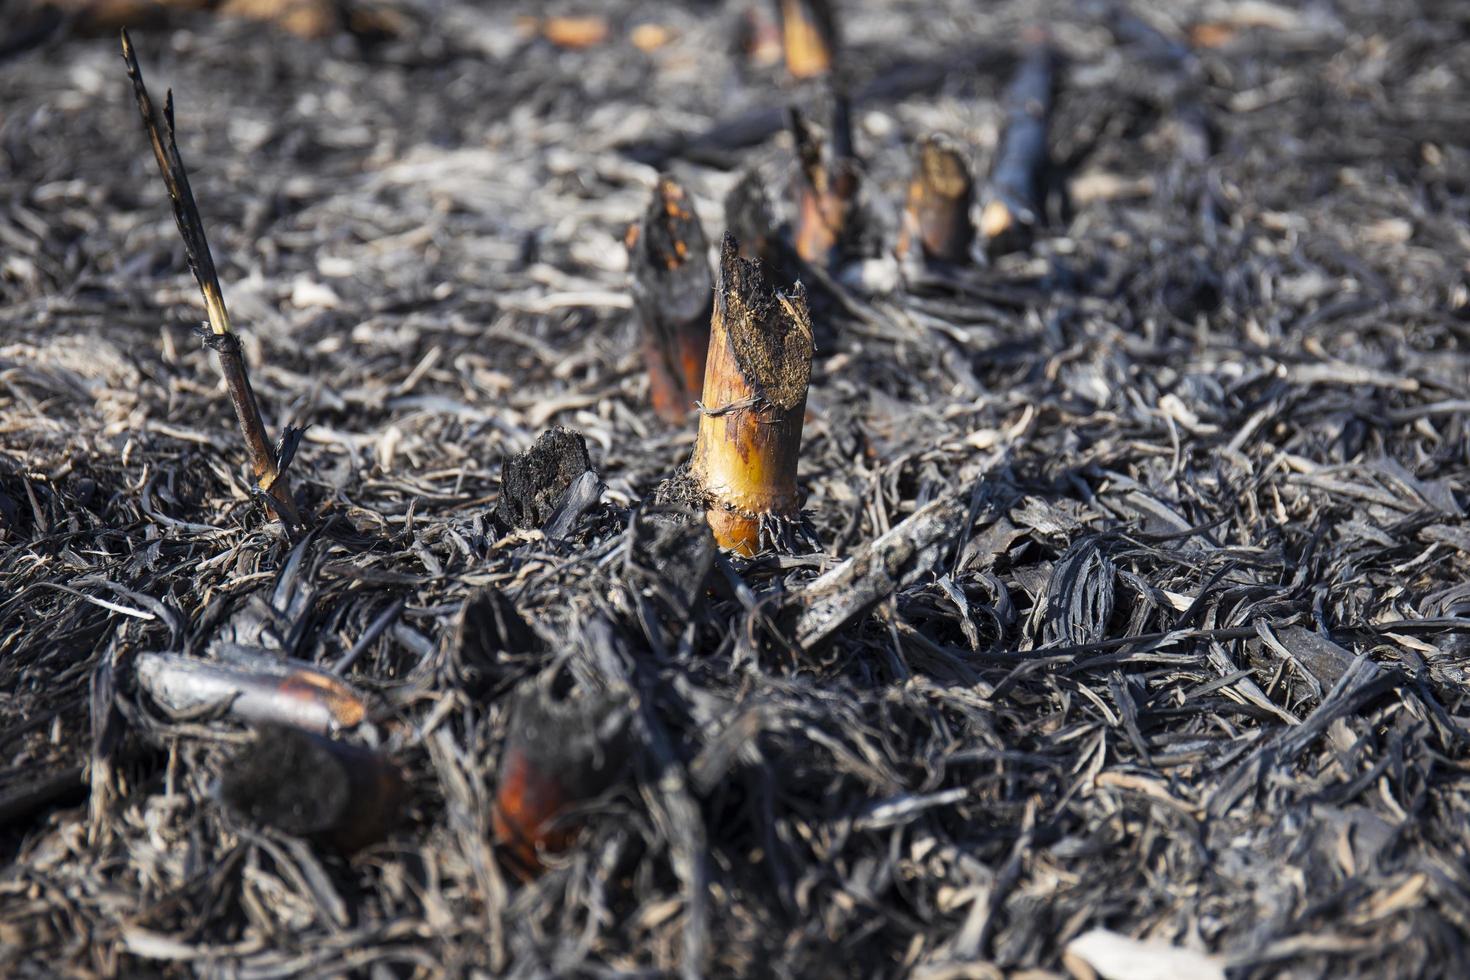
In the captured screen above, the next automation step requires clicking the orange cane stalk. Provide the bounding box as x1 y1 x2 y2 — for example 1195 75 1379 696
690 235 813 555
790 98 859 268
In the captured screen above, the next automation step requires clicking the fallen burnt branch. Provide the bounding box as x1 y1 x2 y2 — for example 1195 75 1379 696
981 35 1060 254
628 176 713 424
790 489 973 649
689 235 813 555
120 30 304 528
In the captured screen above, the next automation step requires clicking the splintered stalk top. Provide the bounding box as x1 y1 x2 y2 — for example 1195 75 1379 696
714 250 810 415
120 30 232 337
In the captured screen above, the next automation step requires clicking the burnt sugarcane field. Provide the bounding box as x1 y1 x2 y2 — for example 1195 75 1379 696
3 0 1470 976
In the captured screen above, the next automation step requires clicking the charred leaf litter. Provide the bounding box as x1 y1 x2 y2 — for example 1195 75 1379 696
3 0 1470 977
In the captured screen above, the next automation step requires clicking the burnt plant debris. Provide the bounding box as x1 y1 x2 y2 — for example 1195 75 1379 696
4 2 1470 978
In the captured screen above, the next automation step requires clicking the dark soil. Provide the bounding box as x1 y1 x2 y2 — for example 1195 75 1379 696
3 1 1470 977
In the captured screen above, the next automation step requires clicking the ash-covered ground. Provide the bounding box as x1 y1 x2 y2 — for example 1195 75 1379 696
3 1 1470 976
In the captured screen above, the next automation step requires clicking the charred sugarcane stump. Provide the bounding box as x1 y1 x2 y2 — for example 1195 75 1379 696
628 176 713 424
897 135 975 264
775 0 837 80
981 37 1058 256
689 235 813 556
790 98 860 269
219 725 406 854
491 681 632 878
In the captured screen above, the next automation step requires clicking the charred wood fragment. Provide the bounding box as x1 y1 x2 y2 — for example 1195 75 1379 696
219 725 405 853
981 37 1059 255
120 30 304 528
897 135 975 265
689 235 813 555
628 176 713 424
494 426 595 532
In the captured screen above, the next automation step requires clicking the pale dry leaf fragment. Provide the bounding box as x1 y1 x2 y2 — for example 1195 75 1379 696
1065 929 1226 980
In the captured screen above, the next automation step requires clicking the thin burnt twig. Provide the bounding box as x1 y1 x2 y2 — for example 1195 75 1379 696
120 29 304 529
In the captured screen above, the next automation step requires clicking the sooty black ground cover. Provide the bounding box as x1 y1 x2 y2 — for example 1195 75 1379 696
3 1 1470 976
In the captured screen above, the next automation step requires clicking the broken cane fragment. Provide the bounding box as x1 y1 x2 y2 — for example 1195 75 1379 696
628 177 713 424
120 31 304 528
491 682 632 878
897 135 975 264
135 652 367 734
690 235 813 556
982 36 1059 256
219 725 405 853
775 0 837 80
790 100 860 268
